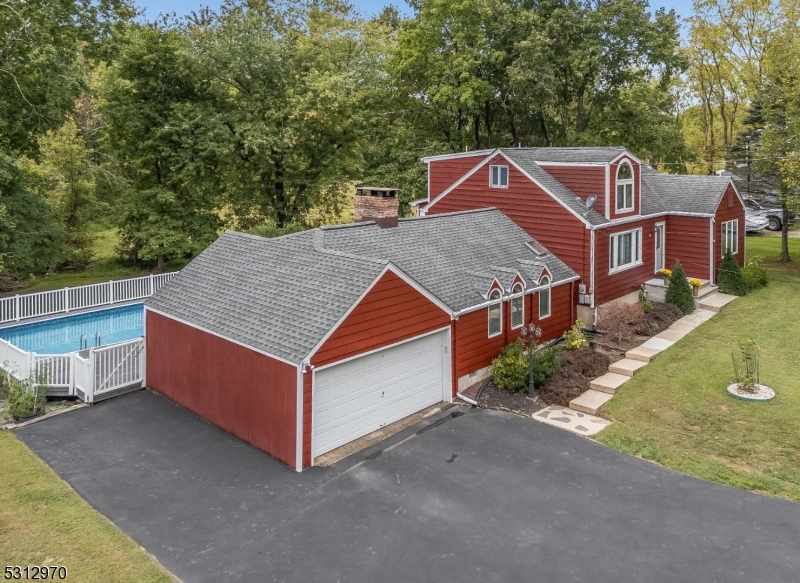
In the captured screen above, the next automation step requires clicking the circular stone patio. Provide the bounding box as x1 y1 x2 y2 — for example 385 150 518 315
726 383 775 402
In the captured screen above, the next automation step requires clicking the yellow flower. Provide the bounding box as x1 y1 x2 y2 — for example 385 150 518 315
659 268 672 277
688 278 702 287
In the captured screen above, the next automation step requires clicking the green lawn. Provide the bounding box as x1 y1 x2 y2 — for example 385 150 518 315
0 432 172 582
596 235 800 500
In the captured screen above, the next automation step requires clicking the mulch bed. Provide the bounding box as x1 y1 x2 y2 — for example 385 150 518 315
537 348 611 407
459 378 542 417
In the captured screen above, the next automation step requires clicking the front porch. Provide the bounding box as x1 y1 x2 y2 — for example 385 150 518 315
643 277 731 311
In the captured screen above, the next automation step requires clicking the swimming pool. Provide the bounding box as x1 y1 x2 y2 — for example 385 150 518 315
0 304 144 354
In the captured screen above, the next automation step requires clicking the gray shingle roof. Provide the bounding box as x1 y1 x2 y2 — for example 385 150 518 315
641 167 731 216
500 149 609 226
147 209 578 364
502 146 627 164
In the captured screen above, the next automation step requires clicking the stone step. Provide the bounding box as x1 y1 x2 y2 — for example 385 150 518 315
532 406 612 436
625 345 662 363
608 358 648 377
590 372 630 394
698 292 738 313
695 284 718 299
570 390 614 416
678 309 716 328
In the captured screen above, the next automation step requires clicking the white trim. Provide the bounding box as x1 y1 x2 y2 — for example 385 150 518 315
489 164 509 188
453 275 580 316
499 152 593 226
484 277 504 299
608 228 643 274
510 282 524 329
609 150 644 166
538 276 551 319
592 211 713 231
421 149 496 163
310 326 452 466
425 149 500 211
296 366 303 472
535 161 609 167
721 219 739 257
604 164 611 219
589 230 596 306
709 218 715 283
304 263 453 364
654 221 666 273
144 306 299 367
426 161 430 201
487 289 503 338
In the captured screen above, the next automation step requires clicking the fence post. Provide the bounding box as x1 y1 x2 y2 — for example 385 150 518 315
109 280 114 305
149 273 154 296
64 287 70 313
15 294 19 321
86 348 95 404
69 352 76 397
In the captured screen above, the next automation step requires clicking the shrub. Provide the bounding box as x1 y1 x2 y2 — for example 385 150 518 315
533 346 560 385
742 265 768 291
562 318 589 350
490 339 529 392
717 250 748 296
597 302 646 343
642 300 653 314
731 339 759 393
665 263 695 314
4 371 47 419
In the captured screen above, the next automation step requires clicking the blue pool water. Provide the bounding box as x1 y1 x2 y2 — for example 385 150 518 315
0 304 144 354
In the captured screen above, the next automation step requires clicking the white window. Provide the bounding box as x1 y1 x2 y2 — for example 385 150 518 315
722 219 738 256
609 228 642 273
490 165 508 188
539 277 551 319
616 162 634 212
511 283 524 329
488 289 502 337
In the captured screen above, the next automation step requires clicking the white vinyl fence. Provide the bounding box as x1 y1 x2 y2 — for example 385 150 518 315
0 272 177 324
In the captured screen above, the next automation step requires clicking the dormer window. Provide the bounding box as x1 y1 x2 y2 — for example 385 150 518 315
511 283 524 329
616 162 634 212
490 165 508 188
488 289 502 337
539 276 551 319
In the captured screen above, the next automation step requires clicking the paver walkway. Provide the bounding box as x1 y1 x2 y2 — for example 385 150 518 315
532 405 611 435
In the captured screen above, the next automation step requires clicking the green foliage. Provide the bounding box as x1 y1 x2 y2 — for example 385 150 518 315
665 263 695 315
731 338 759 393
562 318 589 350
717 251 748 296
490 339 529 392
742 265 768 291
250 221 307 239
3 370 48 419
533 346 560 386
642 299 654 313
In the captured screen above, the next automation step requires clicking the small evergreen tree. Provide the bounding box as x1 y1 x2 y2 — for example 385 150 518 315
665 263 694 314
717 250 748 296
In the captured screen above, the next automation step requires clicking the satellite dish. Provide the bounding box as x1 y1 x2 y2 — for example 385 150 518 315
586 194 597 209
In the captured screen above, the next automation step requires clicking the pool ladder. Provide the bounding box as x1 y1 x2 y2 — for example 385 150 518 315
79 333 101 350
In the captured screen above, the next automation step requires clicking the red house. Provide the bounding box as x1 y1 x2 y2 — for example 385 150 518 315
421 147 746 323
145 196 578 471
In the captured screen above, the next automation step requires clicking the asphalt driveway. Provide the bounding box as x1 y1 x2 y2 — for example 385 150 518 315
18 390 800 583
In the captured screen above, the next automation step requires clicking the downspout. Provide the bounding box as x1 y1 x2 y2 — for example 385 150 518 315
570 280 575 326
451 317 458 399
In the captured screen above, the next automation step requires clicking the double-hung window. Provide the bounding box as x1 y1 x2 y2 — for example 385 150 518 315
616 162 634 212
539 277 551 319
490 165 508 188
488 289 502 337
609 228 642 273
511 283 524 329
722 220 738 256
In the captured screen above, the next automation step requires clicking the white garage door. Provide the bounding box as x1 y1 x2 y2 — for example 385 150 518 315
313 331 446 458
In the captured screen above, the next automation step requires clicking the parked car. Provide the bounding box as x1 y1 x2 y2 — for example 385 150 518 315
745 213 770 234
743 197 795 231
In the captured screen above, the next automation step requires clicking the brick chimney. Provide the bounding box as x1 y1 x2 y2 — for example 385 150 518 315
354 186 400 228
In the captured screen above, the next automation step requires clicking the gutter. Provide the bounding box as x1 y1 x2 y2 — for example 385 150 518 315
453 275 581 317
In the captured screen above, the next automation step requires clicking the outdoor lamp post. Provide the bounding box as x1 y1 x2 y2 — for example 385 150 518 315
521 324 542 398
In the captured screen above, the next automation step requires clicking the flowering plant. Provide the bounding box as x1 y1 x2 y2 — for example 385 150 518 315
659 268 672 277
688 278 702 288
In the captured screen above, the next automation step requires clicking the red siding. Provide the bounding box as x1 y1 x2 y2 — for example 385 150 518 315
427 154 591 281
146 310 298 469
540 164 606 215
454 283 574 381
306 269 451 467
665 215 712 279
609 156 641 220
429 155 489 199
594 217 660 304
714 185 746 276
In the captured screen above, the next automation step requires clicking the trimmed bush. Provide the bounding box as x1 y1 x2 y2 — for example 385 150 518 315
490 339 529 392
642 299 654 313
742 264 768 291
665 263 695 314
717 250 748 296
533 346 560 385
562 318 589 350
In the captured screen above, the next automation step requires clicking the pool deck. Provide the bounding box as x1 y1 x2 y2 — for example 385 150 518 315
0 299 144 330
